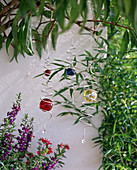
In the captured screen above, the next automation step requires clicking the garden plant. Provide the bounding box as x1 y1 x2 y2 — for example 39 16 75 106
0 93 69 170
0 0 137 170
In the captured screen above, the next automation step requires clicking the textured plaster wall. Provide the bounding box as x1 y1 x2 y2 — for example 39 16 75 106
0 19 105 169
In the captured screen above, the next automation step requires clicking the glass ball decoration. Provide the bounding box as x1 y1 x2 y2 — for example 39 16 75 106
39 98 53 111
84 89 97 102
66 68 76 76
44 69 51 76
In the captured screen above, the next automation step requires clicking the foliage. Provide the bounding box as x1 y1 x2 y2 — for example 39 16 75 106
0 93 69 170
1 0 137 61
46 29 137 169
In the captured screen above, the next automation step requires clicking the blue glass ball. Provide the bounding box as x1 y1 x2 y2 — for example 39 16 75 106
66 68 76 76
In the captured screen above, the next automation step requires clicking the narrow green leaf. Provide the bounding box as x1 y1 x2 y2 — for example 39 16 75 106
34 73 44 79
54 87 68 96
103 0 110 21
39 0 45 15
33 29 42 58
130 30 137 48
19 0 37 15
96 0 102 19
48 68 64 81
74 117 82 125
66 0 80 30
10 44 19 63
25 15 33 55
12 10 21 45
62 105 73 108
79 73 84 81
42 22 54 49
120 30 129 56
100 37 109 46
58 112 69 117
18 21 26 57
55 0 67 29
128 143 131 155
51 63 66 67
70 88 73 98
113 121 117 134
76 73 79 85
109 7 115 22
51 24 58 50
54 59 70 64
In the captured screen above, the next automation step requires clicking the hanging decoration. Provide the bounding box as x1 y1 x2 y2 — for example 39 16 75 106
44 69 51 77
66 68 76 76
84 89 97 102
39 44 53 133
39 98 53 111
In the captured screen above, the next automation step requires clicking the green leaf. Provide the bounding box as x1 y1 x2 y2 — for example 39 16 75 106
80 0 88 22
51 63 66 67
130 30 137 48
39 0 45 15
104 149 112 157
25 15 33 55
74 117 82 125
58 112 69 117
33 29 42 58
48 68 64 81
12 10 21 45
10 44 19 63
54 87 68 96
51 24 58 50
120 30 129 56
62 105 73 108
70 88 73 98
128 143 131 155
76 73 79 85
19 0 37 15
55 0 68 29
96 0 102 19
17 21 26 57
0 34 2 49
54 59 70 64
79 73 84 81
65 0 80 30
42 22 54 49
103 0 110 21
109 7 115 22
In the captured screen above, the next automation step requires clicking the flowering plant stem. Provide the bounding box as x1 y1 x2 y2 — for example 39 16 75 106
0 93 69 170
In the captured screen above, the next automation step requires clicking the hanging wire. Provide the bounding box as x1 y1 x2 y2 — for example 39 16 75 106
40 44 53 133
42 111 52 133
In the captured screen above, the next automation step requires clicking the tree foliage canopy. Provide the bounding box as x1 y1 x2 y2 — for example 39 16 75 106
0 0 137 61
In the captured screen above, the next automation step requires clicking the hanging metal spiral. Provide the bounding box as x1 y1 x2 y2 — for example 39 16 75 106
39 44 53 133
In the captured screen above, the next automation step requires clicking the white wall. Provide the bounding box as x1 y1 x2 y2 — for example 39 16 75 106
0 21 104 169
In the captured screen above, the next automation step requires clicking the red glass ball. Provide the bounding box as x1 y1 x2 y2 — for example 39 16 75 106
39 98 53 111
44 69 51 76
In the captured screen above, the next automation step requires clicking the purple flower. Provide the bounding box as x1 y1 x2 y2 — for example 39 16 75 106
31 167 39 170
0 132 15 160
43 157 59 170
15 126 33 155
6 104 21 125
